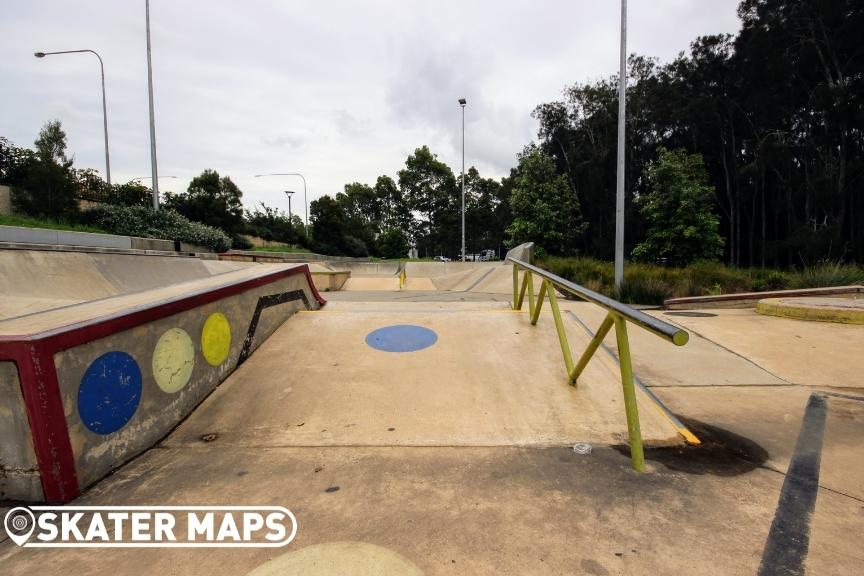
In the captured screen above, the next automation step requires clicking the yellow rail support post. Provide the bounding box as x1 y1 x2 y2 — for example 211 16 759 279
516 269 530 311
612 312 645 472
527 270 535 318
546 280 575 379
570 314 615 385
512 264 519 308
530 280 547 325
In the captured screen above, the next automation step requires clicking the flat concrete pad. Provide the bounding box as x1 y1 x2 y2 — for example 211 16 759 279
3 443 862 575
659 308 864 387
562 303 787 387
164 304 680 449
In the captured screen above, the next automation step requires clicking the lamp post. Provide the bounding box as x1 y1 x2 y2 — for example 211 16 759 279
145 0 160 210
254 173 308 232
34 49 111 187
614 0 627 294
458 98 466 262
284 190 294 221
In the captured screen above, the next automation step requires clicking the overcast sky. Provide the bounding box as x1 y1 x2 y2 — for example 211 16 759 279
0 1 741 221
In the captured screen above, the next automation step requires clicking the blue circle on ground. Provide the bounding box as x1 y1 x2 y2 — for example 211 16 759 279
365 325 438 353
78 351 142 435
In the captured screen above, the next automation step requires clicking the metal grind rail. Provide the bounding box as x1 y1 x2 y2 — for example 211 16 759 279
508 257 693 471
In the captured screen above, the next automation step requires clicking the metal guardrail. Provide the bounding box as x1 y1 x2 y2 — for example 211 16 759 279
508 257 692 472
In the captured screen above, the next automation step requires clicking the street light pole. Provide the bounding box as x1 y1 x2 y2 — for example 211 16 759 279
34 49 111 187
284 190 294 221
145 0 160 210
458 98 467 262
614 0 627 295
254 173 308 233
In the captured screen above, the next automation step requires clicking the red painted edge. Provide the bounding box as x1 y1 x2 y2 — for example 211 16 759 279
0 263 326 502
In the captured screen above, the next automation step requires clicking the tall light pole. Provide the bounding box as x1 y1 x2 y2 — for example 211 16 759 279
614 0 627 295
284 190 294 221
145 0 160 210
458 98 467 262
254 173 308 232
34 49 111 187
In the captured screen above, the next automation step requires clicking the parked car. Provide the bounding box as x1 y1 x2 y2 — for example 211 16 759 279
434 255 451 262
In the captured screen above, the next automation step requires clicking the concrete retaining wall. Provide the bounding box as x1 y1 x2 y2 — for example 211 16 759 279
0 264 326 501
0 224 182 252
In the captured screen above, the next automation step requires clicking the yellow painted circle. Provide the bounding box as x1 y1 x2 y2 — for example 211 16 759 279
201 312 232 366
152 328 195 393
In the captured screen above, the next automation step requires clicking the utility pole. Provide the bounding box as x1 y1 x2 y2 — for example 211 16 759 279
145 0 160 210
459 98 467 261
614 0 627 294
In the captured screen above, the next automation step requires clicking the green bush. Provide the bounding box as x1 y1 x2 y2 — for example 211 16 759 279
81 204 232 252
788 262 864 288
535 256 863 305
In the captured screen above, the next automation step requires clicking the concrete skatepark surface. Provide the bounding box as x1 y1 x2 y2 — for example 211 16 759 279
1 248 863 575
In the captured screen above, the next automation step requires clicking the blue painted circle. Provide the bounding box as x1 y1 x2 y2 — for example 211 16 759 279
78 351 142 435
365 325 438 353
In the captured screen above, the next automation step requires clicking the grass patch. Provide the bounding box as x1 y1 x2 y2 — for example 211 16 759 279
536 256 864 305
0 213 109 235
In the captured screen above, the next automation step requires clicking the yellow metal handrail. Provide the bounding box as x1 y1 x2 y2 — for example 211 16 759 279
508 257 691 472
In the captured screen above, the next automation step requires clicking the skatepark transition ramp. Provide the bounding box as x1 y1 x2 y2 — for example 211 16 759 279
0 247 325 502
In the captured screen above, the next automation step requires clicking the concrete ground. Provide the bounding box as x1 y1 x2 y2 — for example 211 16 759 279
2 285 863 575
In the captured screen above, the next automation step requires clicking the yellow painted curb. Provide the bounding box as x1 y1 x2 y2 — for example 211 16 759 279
756 297 864 325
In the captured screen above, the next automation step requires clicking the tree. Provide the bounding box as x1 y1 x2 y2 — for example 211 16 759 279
506 146 586 257
310 195 349 255
337 182 380 254
398 146 458 257
164 169 245 238
632 148 724 266
374 175 413 234
377 228 410 259
244 203 304 246
11 120 79 219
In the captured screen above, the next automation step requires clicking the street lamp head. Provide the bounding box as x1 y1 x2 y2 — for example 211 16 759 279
284 190 295 196
34 52 46 58
458 98 466 106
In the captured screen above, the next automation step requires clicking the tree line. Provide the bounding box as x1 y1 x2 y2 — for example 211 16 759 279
3 0 861 266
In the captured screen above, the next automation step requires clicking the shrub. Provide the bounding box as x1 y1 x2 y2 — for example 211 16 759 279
789 262 864 288
80 204 232 252
231 234 254 250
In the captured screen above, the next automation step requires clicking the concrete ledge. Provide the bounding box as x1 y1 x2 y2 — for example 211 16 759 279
756 296 864 324
664 285 864 309
222 249 371 263
311 270 351 291
0 224 211 254
0 264 326 502
0 241 205 258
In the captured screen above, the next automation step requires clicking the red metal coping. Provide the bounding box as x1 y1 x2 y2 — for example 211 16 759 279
0 263 326 502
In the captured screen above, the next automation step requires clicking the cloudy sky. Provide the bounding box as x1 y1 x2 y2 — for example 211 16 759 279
0 1 741 221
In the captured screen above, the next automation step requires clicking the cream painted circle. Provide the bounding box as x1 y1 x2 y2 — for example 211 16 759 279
244 541 425 576
152 328 195 393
